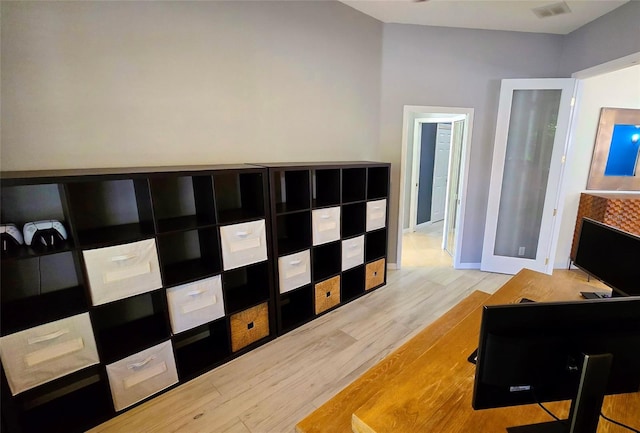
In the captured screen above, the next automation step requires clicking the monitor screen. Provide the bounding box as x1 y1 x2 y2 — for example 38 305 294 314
573 218 640 297
472 297 640 431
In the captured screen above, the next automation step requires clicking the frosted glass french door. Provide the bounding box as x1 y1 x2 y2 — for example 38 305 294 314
481 79 575 275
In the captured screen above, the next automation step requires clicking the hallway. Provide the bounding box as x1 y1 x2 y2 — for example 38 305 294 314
401 221 452 267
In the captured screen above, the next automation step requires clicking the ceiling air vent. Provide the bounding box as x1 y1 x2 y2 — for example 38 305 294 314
532 1 571 19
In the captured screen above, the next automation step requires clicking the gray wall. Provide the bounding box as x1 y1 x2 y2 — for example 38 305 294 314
379 24 564 265
558 1 640 77
0 1 382 170
2 1 637 268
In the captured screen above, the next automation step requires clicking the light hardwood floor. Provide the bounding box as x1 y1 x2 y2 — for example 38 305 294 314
90 243 601 433
401 222 451 267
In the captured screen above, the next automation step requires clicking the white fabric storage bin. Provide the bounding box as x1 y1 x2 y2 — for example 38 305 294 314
0 313 100 396
83 239 163 306
312 207 341 246
166 275 225 334
366 199 387 232
341 235 364 271
106 341 178 412
278 250 311 294
220 219 268 271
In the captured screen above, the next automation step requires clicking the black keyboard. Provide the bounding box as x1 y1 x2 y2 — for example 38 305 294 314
580 291 610 299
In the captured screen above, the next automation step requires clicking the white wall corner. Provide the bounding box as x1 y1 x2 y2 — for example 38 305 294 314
554 257 572 270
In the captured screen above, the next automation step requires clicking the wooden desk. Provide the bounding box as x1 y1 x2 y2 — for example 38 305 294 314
296 290 491 433
296 269 640 433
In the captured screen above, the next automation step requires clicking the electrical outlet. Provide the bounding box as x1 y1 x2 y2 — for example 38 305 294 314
518 246 525 256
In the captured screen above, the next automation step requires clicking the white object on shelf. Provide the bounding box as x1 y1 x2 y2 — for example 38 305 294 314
106 341 178 411
341 235 364 271
83 239 163 306
220 219 268 271
166 276 225 334
0 313 100 396
312 206 341 246
366 199 387 232
278 250 311 294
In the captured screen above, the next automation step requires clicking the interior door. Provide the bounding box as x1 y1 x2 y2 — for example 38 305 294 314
481 78 576 275
431 123 451 223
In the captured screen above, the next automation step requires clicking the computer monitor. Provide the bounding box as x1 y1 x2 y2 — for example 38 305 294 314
573 218 640 297
472 297 640 433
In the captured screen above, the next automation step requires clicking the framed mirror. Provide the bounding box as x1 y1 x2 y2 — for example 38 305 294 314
587 107 640 191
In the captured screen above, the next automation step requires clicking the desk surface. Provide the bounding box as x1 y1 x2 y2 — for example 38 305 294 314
297 269 640 433
296 290 491 433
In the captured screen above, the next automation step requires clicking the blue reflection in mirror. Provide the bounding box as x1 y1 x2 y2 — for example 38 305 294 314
604 124 640 176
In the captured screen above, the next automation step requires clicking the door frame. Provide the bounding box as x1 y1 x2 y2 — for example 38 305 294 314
399 106 474 269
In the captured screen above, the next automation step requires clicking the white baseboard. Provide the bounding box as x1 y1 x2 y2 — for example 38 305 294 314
454 262 481 270
388 262 479 270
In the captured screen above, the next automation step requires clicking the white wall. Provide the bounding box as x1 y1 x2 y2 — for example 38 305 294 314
0 1 382 170
554 64 640 269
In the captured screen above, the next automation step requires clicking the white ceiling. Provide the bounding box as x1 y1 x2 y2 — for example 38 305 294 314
337 0 630 35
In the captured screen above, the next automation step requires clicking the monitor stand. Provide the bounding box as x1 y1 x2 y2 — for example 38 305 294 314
506 353 613 433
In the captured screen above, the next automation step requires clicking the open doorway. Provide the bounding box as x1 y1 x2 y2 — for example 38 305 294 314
397 106 474 269
409 121 453 232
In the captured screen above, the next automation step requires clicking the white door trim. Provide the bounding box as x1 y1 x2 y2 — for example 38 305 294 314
443 119 465 252
398 106 474 270
410 117 461 231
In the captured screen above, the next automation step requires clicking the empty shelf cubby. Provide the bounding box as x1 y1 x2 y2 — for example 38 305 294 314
366 228 387 262
312 241 341 282
66 179 155 246
173 318 230 380
367 166 390 200
272 170 311 214
342 168 366 203
312 169 341 207
1 252 86 335
157 228 221 286
279 285 313 333
214 171 266 224
341 265 365 303
276 211 311 256
222 261 271 314
149 175 216 233
91 291 170 364
13 366 112 433
341 202 366 238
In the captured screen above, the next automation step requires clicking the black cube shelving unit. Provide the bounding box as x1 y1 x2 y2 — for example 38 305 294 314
0 165 276 433
257 162 390 335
